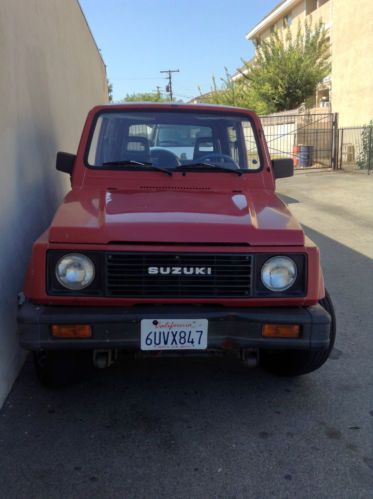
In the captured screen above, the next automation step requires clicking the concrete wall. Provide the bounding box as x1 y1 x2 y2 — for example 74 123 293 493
332 0 373 126
0 0 107 406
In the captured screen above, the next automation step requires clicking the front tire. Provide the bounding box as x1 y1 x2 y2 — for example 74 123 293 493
261 290 336 376
33 350 88 388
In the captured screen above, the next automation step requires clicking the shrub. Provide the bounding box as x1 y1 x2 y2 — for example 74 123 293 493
356 119 373 170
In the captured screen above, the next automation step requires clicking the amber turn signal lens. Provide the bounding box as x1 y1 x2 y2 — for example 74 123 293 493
51 324 92 338
262 324 300 338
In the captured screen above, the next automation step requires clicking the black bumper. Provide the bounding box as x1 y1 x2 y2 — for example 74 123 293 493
18 302 331 352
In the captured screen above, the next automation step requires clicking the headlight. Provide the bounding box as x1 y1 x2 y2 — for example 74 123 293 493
261 256 297 292
56 253 95 290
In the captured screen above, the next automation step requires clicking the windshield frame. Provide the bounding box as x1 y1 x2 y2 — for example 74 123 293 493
83 108 264 174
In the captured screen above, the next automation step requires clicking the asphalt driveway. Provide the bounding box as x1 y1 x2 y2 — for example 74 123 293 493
1 171 372 498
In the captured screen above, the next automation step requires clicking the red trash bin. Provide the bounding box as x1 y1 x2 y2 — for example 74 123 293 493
293 145 300 167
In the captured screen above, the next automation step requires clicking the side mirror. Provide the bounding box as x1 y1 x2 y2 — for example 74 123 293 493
56 152 76 174
272 158 294 179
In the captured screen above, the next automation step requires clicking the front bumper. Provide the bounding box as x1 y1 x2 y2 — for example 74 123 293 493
18 302 331 352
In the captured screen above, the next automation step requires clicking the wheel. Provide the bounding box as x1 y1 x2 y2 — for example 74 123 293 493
33 350 89 388
260 290 336 376
197 153 240 168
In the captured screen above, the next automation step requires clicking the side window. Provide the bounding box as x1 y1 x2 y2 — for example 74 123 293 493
243 122 260 170
88 116 122 165
129 124 153 140
227 126 239 162
88 116 103 165
192 127 212 140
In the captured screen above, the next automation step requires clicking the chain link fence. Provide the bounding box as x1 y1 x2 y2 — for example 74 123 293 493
338 125 373 174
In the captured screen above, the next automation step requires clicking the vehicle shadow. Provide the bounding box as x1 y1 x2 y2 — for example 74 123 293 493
278 193 300 205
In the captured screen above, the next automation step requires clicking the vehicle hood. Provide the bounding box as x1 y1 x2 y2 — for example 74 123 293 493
49 187 304 246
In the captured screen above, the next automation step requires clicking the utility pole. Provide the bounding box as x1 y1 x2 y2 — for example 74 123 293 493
160 69 180 102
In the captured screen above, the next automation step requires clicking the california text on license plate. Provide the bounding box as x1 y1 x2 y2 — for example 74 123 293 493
140 319 208 351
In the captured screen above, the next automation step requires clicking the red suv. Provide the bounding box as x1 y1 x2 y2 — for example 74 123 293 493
18 103 336 387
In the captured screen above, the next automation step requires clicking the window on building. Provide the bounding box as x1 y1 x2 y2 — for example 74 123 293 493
318 89 330 108
306 0 317 14
270 24 275 33
283 13 292 27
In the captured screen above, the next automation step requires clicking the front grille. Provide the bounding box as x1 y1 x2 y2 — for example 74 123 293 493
106 252 253 298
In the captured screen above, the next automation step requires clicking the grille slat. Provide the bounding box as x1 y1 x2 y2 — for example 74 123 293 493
106 275 251 281
107 283 251 288
107 261 252 266
106 252 253 298
107 263 252 267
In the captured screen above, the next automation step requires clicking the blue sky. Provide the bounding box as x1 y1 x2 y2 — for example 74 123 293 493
79 0 278 102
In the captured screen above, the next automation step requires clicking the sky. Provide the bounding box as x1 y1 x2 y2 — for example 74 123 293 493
79 0 279 102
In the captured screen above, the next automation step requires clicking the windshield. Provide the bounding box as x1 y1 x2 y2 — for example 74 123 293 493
86 110 261 172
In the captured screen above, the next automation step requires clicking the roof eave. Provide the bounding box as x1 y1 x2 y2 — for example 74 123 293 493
246 0 299 40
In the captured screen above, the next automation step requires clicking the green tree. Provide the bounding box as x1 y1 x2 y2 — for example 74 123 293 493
197 68 271 114
107 80 113 102
239 19 331 112
122 90 168 103
356 119 373 170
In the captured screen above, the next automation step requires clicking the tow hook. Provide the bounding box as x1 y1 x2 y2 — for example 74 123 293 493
241 348 259 368
93 349 118 369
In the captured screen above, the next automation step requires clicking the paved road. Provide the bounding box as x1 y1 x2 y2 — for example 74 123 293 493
1 172 372 498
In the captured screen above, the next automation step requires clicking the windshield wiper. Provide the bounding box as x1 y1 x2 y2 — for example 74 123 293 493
176 162 242 176
103 159 153 166
102 160 172 176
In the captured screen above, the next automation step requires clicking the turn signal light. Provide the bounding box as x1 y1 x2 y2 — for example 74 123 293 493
262 324 300 338
51 324 92 338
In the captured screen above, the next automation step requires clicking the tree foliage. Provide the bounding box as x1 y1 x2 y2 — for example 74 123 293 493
197 69 271 114
122 91 169 103
107 80 113 102
240 19 331 112
356 119 373 170
198 20 330 114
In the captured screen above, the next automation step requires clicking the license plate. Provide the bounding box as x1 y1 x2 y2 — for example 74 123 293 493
140 319 208 351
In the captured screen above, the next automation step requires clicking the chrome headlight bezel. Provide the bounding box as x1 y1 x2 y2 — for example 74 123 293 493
55 253 95 290
260 256 298 292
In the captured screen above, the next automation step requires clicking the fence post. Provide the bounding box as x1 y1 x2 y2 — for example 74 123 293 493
368 125 372 175
332 113 339 170
339 127 344 170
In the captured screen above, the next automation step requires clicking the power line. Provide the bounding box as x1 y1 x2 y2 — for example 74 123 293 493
160 69 180 102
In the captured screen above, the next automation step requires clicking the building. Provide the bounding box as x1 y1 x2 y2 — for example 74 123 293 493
245 0 373 126
331 0 373 126
189 91 215 104
0 0 108 408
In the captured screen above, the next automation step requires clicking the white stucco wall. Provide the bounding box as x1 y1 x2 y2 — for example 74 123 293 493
332 0 373 127
0 0 107 406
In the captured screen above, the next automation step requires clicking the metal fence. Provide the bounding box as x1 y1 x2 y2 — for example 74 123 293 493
338 126 372 174
260 112 338 169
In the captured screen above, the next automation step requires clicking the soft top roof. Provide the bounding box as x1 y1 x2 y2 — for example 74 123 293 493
90 102 256 115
